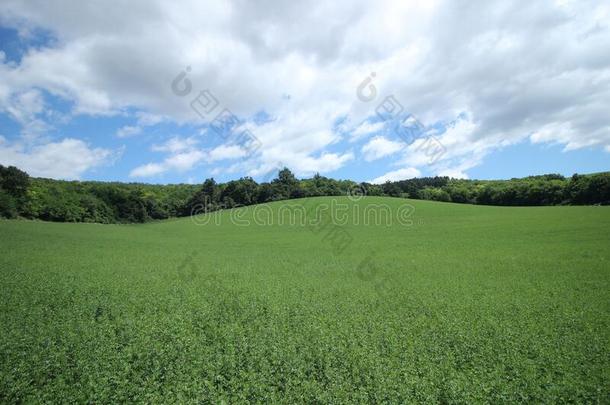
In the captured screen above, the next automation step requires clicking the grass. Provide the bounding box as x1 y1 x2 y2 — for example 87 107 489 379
1 196 609 403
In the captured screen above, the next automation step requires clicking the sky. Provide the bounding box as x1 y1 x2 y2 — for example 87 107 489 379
0 0 609 185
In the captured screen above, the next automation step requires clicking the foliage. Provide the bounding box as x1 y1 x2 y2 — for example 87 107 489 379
0 190 18 219
1 164 609 223
417 187 451 202
0 165 30 218
0 165 29 198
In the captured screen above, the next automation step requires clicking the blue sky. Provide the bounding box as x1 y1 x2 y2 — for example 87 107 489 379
0 1 609 184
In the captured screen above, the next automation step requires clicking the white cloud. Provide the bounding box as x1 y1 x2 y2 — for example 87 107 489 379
129 149 206 178
130 137 250 178
116 125 142 138
208 144 247 162
1 0 609 179
362 136 403 161
164 150 206 172
290 152 355 175
131 137 207 177
151 136 199 153
369 167 421 184
398 114 487 175
116 112 167 138
0 137 114 179
5 89 45 123
135 112 166 126
436 168 469 179
1 89 52 141
129 162 165 178
350 121 385 141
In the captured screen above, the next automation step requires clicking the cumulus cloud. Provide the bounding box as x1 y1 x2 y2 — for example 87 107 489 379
116 125 142 138
362 136 404 161
1 0 609 180
369 167 421 184
151 136 199 154
1 89 53 141
5 89 45 123
130 137 251 178
0 136 114 179
350 121 385 142
129 162 165 178
208 144 247 162
131 137 205 177
130 149 206 178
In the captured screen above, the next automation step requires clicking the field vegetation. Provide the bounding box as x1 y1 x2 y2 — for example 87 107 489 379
1 197 608 402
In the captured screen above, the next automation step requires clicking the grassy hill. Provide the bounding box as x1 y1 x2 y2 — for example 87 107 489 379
1 197 609 402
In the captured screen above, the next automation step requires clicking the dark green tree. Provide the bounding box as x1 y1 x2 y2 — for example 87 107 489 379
272 168 298 200
0 165 30 199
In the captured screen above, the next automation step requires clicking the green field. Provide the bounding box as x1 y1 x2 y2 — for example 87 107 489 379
1 197 609 403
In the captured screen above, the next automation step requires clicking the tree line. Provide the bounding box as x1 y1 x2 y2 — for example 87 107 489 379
1 164 609 223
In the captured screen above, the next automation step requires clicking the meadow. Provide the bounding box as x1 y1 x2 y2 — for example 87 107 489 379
1 196 609 403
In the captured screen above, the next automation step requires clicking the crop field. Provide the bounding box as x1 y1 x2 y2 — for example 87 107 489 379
1 196 609 403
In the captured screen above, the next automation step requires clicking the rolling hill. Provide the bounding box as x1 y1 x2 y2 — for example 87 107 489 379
1 197 609 402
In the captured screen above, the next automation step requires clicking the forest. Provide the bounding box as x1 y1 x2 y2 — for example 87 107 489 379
1 164 609 223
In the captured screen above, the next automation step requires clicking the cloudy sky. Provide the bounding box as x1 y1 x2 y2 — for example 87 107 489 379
0 0 609 184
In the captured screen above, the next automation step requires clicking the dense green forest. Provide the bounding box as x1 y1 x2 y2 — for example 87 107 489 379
1 165 609 223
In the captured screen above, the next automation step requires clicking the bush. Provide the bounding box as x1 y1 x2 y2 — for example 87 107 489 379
418 187 451 202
